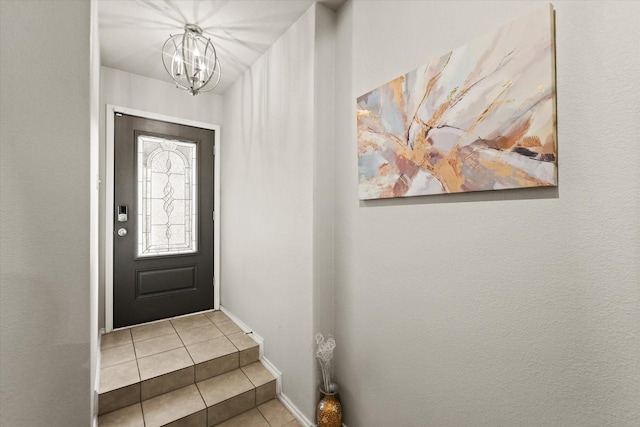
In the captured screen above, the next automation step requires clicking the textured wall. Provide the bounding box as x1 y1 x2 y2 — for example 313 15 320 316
312 3 337 385
334 1 640 426
100 67 223 126
221 5 319 420
90 0 101 420
98 67 223 329
0 1 92 425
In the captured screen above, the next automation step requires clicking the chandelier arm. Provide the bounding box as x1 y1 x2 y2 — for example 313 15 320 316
212 57 222 88
181 31 194 90
204 38 210 57
210 57 222 89
198 42 219 90
161 37 175 78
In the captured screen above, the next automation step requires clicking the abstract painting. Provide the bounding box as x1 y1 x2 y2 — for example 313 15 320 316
357 5 557 200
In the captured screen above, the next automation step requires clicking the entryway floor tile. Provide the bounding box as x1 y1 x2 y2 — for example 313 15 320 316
100 359 140 394
99 310 269 419
141 384 206 427
134 331 183 358
100 312 241 392
171 313 214 331
138 347 193 381
258 399 296 427
197 369 254 407
101 328 132 350
177 323 224 346
205 311 231 324
216 320 244 336
186 335 237 365
242 362 276 388
216 408 270 427
131 320 175 342
227 332 259 352
101 342 136 368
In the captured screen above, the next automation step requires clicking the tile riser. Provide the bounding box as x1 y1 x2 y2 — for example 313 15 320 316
196 353 239 382
99 375 277 426
256 381 277 406
99 383 140 416
99 357 251 416
142 366 195 401
207 389 255 426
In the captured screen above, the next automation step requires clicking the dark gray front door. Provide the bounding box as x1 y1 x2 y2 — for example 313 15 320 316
114 113 214 328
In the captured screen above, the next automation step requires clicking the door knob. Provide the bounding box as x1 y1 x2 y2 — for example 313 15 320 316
117 228 128 237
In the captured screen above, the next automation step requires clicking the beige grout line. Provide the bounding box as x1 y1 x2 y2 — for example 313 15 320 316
127 326 143 406
193 379 209 426
256 401 273 427
170 319 198 384
140 398 147 427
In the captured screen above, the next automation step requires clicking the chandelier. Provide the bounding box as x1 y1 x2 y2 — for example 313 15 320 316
162 24 221 95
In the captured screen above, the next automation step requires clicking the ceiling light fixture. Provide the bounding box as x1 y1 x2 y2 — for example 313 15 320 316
162 24 221 95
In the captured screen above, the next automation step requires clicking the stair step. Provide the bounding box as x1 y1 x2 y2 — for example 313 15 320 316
98 311 260 416
143 384 206 427
98 364 279 427
98 397 302 427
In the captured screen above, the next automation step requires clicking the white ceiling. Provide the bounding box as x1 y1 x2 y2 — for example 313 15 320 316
98 0 345 95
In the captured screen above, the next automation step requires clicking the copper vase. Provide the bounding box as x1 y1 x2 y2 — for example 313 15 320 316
317 386 342 427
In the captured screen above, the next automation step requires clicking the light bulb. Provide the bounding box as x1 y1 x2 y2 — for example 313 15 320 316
199 57 208 84
171 51 183 77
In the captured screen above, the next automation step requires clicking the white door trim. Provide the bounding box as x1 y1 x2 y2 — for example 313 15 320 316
105 104 221 332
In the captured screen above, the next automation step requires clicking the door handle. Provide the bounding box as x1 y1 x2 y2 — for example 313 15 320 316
117 228 128 237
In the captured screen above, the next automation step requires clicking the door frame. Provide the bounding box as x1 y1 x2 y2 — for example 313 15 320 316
105 104 220 332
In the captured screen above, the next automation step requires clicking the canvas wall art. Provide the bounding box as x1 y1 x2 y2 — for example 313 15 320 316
357 5 557 200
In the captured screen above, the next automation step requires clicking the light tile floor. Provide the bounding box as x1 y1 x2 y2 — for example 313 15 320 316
99 398 303 427
99 310 256 398
98 310 301 426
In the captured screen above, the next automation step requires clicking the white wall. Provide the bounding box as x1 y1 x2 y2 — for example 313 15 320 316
312 2 337 379
0 1 93 425
100 66 224 126
334 1 640 426
221 4 335 420
98 67 223 328
90 0 101 421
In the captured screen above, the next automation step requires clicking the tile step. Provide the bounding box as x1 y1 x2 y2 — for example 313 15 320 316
99 311 261 416
98 398 303 427
98 363 281 427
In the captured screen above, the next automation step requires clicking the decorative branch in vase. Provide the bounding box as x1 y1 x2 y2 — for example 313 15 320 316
315 333 336 393
315 333 342 427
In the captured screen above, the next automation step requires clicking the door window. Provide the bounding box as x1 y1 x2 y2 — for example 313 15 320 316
136 134 198 257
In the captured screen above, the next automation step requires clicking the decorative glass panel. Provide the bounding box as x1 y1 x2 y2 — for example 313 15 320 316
137 135 197 257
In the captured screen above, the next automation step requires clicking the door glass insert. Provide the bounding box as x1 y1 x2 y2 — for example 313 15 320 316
137 135 198 257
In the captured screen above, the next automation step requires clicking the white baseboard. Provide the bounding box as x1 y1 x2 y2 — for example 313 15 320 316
219 306 282 394
257 354 283 395
220 305 257 334
219 305 313 427
278 392 314 426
